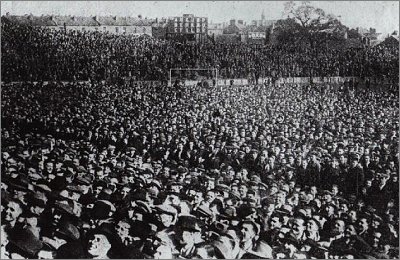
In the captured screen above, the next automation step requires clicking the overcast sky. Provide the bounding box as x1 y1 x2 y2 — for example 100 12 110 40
1 1 399 35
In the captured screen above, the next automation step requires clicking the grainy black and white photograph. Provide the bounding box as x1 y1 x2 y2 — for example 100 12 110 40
0 1 399 259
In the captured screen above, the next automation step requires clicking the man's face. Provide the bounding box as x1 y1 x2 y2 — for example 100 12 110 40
96 170 105 180
364 156 370 163
332 186 339 195
116 221 131 239
302 160 307 168
334 220 345 234
379 175 389 185
180 231 194 246
239 185 247 197
5 201 22 223
94 186 103 195
168 195 180 206
270 217 281 229
205 191 215 202
372 232 381 247
276 192 286 204
31 205 45 215
46 162 54 173
349 210 357 221
153 245 172 259
288 156 295 165
194 192 203 204
162 167 170 178
241 223 256 242
344 225 357 237
339 155 346 164
350 159 358 168
310 186 317 195
357 219 368 232
247 192 255 201
323 194 332 202
296 157 302 165
306 220 319 232
160 213 174 228
292 218 305 236
88 234 111 257
339 203 348 213
121 187 131 198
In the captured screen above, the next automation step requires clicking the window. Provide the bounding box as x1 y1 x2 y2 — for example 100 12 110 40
59 27 63 30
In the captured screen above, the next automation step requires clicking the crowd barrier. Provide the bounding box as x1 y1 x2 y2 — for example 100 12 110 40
182 77 396 87
3 77 397 88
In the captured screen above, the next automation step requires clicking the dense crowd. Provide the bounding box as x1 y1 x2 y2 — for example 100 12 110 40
1 79 399 259
1 20 399 82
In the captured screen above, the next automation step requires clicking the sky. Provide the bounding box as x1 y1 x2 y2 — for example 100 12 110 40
1 1 399 35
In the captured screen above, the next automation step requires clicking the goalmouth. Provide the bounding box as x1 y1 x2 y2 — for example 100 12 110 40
169 68 218 87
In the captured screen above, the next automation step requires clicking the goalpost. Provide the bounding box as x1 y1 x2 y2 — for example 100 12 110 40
169 68 218 87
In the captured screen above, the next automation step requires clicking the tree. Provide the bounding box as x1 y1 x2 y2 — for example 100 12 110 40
280 1 346 48
271 18 301 46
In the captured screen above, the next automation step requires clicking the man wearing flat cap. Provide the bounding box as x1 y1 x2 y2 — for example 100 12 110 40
366 170 392 213
85 228 117 259
154 204 178 231
175 215 202 258
237 219 272 258
344 153 364 197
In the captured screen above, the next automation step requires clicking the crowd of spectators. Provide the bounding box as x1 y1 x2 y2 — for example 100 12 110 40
1 20 399 82
1 79 399 259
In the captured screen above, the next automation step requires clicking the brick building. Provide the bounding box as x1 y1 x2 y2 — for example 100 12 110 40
166 14 208 42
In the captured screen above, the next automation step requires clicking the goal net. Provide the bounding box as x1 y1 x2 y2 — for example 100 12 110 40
169 68 218 87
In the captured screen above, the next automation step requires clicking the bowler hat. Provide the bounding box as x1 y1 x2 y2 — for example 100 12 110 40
196 204 213 218
56 241 85 259
92 200 116 219
240 219 260 235
155 204 178 218
176 215 201 232
8 227 43 257
244 241 273 258
55 221 80 241
281 232 301 249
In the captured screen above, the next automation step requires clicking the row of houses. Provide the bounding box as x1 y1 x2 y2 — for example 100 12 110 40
2 12 276 43
2 14 155 36
208 16 276 44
